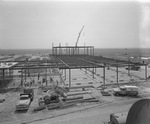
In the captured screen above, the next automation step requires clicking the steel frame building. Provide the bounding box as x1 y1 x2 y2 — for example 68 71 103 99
0 46 147 88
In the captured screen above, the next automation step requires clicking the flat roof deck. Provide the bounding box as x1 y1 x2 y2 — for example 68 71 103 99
0 55 145 70
54 55 145 69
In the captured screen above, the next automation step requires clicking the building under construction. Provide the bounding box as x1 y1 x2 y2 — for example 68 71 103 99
0 26 149 88
0 44 147 89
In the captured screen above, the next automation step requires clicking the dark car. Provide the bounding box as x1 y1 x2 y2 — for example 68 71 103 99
23 88 34 101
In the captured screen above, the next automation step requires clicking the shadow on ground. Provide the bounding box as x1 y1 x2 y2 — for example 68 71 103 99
14 109 28 114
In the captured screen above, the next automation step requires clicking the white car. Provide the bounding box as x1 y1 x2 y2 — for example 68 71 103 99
16 94 31 111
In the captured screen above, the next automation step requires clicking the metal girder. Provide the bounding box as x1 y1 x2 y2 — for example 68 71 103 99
0 55 145 71
81 56 145 67
9 66 59 70
56 57 69 68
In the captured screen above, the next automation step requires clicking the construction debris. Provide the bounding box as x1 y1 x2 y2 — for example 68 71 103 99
32 85 101 112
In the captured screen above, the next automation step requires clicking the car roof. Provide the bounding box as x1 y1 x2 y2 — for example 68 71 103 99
124 85 138 88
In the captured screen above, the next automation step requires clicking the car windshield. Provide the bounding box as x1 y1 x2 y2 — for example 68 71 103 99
20 96 29 100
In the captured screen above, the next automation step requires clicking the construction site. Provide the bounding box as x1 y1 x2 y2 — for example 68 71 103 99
0 27 150 124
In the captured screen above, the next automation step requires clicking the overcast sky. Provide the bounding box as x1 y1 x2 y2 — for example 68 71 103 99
0 0 150 49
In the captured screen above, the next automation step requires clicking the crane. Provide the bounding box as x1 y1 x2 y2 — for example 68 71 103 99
75 26 84 47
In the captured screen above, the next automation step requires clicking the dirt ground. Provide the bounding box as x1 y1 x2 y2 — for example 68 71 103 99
0 75 150 124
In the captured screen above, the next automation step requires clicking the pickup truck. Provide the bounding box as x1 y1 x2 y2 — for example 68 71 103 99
113 85 138 96
16 94 32 111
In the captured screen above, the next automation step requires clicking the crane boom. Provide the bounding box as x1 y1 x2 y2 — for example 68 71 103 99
75 26 84 47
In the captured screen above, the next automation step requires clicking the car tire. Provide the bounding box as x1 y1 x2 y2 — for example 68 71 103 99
115 92 119 96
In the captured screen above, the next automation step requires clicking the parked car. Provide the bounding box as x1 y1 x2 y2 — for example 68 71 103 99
16 94 32 111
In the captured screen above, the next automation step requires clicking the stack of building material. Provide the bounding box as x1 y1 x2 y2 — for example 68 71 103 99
67 90 92 96
65 96 84 104
65 95 83 101
64 90 99 104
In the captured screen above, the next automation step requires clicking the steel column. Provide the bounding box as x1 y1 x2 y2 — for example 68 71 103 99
2 69 5 86
103 66 105 85
116 66 119 85
69 69 71 88
52 42 54 54
69 48 70 55
93 67 94 78
25 69 26 82
21 69 23 86
145 65 147 80
93 47 94 56
128 58 130 76
65 69 66 80
46 67 47 86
